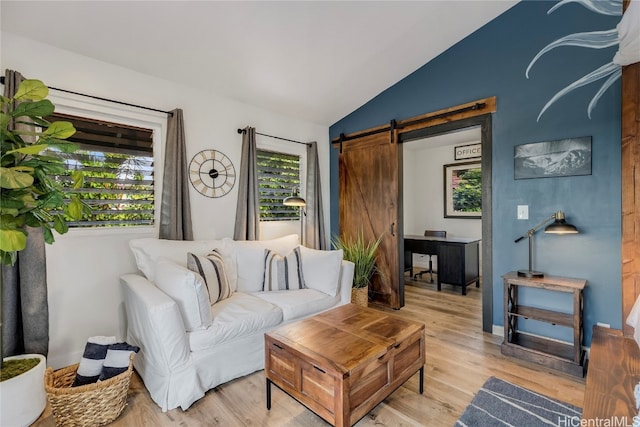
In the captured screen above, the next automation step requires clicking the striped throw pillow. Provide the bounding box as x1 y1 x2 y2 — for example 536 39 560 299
263 247 305 291
187 250 232 304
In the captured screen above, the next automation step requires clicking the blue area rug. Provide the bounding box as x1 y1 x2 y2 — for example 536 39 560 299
454 376 582 426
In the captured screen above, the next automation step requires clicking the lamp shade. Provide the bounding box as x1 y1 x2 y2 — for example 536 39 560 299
516 210 579 278
544 211 579 234
283 195 306 207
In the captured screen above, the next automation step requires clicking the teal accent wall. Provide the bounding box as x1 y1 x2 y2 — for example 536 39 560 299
329 0 622 345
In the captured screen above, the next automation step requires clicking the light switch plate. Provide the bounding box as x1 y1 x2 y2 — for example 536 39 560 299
517 205 529 220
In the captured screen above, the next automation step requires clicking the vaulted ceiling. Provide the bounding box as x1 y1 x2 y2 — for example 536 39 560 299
1 1 517 125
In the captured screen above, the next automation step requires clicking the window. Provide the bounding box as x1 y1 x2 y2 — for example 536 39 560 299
47 113 155 227
257 149 302 221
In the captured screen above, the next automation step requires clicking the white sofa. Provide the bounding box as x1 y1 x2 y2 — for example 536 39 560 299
120 235 355 412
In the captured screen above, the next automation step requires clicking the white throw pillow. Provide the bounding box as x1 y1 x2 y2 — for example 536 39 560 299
155 260 212 331
299 246 343 297
220 234 300 293
129 238 224 281
187 251 232 304
263 247 305 291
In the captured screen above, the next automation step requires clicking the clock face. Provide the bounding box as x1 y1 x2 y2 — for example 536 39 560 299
188 150 236 198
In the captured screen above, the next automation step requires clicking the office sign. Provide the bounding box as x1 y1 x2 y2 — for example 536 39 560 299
454 143 482 160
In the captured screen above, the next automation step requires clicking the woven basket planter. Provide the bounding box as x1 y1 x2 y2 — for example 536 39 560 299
44 354 134 427
351 287 368 307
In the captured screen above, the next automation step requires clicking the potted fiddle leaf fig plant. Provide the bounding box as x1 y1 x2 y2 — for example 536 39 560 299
332 231 383 307
0 78 89 426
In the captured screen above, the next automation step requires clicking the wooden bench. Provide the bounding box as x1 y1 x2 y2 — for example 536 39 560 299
582 326 640 421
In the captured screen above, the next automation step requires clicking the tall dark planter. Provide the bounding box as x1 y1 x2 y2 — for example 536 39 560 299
2 227 49 359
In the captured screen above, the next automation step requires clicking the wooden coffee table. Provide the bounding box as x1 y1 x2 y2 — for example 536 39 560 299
265 304 425 427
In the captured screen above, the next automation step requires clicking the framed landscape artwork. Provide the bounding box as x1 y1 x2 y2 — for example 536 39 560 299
443 161 482 219
514 136 592 180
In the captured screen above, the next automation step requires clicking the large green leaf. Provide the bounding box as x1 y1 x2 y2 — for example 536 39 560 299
71 171 84 189
0 197 26 213
0 112 10 128
0 228 27 252
6 144 49 156
38 192 65 209
13 79 48 101
44 121 75 140
67 196 84 220
52 215 68 234
11 99 54 119
42 226 55 244
1 192 36 214
0 214 24 229
0 167 34 189
43 140 78 153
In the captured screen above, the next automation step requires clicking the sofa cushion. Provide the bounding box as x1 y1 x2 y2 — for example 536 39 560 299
187 251 233 303
299 246 343 297
263 247 305 291
218 234 300 293
187 292 283 352
253 289 338 321
129 238 224 281
155 260 213 331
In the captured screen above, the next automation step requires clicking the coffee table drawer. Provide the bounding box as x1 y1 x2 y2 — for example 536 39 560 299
301 362 336 413
267 341 297 388
348 357 390 411
392 330 424 380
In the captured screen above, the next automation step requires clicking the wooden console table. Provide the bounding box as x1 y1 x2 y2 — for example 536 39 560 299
582 325 640 420
404 235 480 295
501 272 586 377
265 304 425 427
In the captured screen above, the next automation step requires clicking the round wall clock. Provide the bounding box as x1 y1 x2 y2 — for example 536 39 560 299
188 149 236 198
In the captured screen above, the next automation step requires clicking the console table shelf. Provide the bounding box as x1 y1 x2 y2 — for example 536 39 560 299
509 305 574 327
501 272 586 378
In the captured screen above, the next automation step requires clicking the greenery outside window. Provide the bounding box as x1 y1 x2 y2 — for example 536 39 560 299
257 149 302 221
47 113 155 227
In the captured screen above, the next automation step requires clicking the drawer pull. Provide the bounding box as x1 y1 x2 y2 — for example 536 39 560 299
273 343 283 350
314 366 326 374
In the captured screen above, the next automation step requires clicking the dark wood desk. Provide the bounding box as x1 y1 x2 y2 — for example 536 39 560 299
404 235 480 295
582 326 640 421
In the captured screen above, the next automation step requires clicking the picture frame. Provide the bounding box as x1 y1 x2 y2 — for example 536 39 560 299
514 136 592 180
454 142 482 160
443 161 482 218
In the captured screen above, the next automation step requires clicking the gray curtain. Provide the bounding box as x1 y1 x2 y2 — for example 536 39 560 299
2 69 49 357
303 141 327 249
160 108 193 240
233 127 260 240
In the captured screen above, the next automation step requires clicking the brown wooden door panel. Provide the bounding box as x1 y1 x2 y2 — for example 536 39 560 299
339 133 401 308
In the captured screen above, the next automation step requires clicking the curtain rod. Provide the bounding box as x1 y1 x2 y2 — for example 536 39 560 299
237 128 310 146
0 76 173 116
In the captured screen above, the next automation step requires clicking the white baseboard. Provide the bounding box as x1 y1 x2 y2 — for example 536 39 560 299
492 325 503 337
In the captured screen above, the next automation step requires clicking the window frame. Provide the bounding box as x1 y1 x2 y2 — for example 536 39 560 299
256 135 307 223
47 90 166 235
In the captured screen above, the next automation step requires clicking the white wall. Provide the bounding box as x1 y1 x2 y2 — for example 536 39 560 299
1 32 330 368
403 134 482 268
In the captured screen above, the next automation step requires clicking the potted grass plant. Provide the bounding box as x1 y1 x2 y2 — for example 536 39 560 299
332 231 383 307
1 78 88 426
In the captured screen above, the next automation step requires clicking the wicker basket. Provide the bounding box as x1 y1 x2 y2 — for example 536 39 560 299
44 354 135 427
351 287 368 307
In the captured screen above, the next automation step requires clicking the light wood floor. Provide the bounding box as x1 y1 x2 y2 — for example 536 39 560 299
34 274 585 426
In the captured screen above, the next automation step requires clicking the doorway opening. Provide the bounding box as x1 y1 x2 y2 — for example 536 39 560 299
399 114 492 332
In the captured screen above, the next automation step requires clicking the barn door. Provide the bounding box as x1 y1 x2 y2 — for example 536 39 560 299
338 131 402 308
